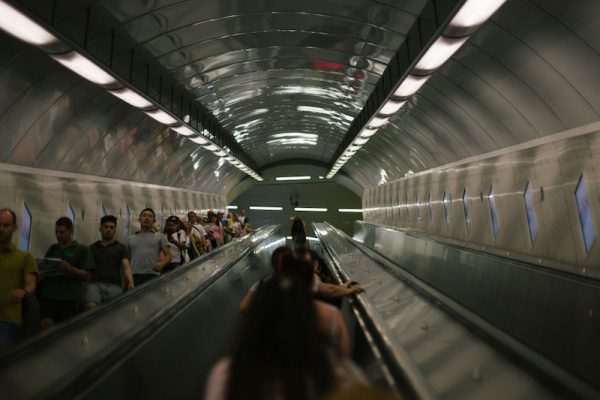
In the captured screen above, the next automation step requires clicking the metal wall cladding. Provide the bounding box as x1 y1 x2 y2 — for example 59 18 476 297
344 0 600 191
0 33 244 195
231 181 362 236
0 166 226 257
362 127 600 278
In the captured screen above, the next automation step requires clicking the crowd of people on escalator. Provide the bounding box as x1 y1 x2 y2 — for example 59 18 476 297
0 206 251 353
2 205 397 399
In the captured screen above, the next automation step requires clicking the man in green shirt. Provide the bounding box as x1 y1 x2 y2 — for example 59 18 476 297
0 208 37 353
39 217 95 330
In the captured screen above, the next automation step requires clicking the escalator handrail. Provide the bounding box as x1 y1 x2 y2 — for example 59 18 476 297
314 223 437 400
321 222 600 400
0 225 281 400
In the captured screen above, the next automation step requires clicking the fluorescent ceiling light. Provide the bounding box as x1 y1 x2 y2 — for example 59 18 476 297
276 176 311 181
348 145 361 151
338 208 363 213
52 51 117 86
270 133 318 140
294 207 328 212
354 137 370 145
204 144 220 152
108 87 154 109
369 116 389 128
189 136 209 145
360 128 378 138
171 125 196 136
393 75 429 98
415 36 468 71
0 1 58 46
379 100 406 116
449 0 507 29
145 109 178 126
297 106 332 115
249 206 283 211
267 139 317 146
246 108 269 117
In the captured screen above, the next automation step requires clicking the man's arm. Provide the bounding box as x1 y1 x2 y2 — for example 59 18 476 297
8 272 37 302
154 246 173 272
59 260 92 281
121 258 134 289
316 280 363 298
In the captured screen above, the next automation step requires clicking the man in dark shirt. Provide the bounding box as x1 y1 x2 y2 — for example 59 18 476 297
86 215 133 310
40 217 95 329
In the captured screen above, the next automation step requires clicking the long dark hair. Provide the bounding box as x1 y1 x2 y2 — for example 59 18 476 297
227 262 334 400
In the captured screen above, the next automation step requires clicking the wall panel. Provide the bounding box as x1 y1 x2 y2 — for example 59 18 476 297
0 164 226 256
363 125 600 277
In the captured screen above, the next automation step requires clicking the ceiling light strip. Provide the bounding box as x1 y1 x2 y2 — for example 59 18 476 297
275 176 311 181
327 0 507 179
0 0 262 182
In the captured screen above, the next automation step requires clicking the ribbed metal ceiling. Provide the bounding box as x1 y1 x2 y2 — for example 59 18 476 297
345 0 600 188
3 0 599 195
86 0 427 165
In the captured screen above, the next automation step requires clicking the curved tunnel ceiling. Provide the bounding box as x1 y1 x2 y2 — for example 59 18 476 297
91 0 424 167
1 0 599 195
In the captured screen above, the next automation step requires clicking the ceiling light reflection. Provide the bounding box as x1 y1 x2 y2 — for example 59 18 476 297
52 51 117 86
393 75 429 98
449 0 507 29
189 136 209 145
109 87 154 109
0 1 58 46
144 109 178 126
415 36 468 71
171 125 196 136
379 100 406 116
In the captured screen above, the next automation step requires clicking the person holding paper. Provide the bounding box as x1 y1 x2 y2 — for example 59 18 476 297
39 217 95 329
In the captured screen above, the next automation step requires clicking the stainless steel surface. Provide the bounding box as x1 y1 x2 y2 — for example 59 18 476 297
347 0 600 189
353 220 600 395
0 226 284 400
0 32 244 194
363 124 600 274
317 227 436 400
314 222 560 400
0 0 599 197
0 164 226 256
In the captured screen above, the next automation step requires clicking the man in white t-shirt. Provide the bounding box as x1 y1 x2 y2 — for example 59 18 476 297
187 211 208 256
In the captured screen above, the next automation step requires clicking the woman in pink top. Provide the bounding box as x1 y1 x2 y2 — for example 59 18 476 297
209 214 224 247
205 261 363 400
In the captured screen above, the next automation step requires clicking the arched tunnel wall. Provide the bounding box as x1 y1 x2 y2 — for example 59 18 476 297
363 122 600 277
0 164 225 256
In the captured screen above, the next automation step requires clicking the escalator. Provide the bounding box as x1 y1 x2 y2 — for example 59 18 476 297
315 222 600 399
0 226 284 400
